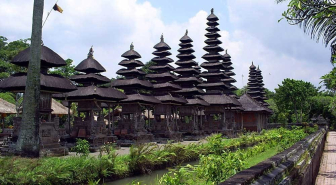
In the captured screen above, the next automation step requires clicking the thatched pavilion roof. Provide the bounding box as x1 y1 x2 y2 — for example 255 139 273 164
0 98 16 114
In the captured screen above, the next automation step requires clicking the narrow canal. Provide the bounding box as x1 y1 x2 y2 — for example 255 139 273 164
108 160 199 185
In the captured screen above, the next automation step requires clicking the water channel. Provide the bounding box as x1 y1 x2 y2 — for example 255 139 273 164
107 160 199 185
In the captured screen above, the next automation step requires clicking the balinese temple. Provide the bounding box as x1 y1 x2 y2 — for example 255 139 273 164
238 93 272 132
0 45 77 156
256 66 269 107
239 62 272 131
174 30 209 137
222 49 238 97
247 62 263 101
198 8 241 134
56 47 127 149
111 43 161 142
146 34 187 140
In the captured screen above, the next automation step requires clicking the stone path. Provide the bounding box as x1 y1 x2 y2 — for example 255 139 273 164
315 131 336 185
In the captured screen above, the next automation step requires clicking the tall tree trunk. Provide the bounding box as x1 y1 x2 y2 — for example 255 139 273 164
294 104 298 123
16 0 44 157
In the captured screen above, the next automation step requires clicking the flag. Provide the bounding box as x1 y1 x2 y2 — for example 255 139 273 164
53 3 63 13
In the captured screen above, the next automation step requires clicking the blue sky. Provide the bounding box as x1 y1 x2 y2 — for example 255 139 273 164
0 0 332 91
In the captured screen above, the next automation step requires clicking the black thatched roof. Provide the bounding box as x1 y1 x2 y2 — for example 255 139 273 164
186 98 210 106
174 87 205 94
111 78 153 89
149 64 174 71
65 86 126 101
238 94 272 113
121 43 141 59
0 72 77 93
202 94 241 106
153 82 182 91
207 8 219 21
70 73 110 85
155 94 187 105
121 94 161 104
180 30 193 43
116 68 146 76
75 47 106 73
12 45 66 68
175 77 202 84
175 60 197 66
200 62 225 69
154 35 171 50
146 72 178 81
119 59 144 68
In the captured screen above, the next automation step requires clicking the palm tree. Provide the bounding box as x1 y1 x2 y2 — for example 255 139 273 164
277 0 336 62
16 0 44 157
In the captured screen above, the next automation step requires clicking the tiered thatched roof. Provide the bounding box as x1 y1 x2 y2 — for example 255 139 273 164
112 43 160 105
199 8 241 107
146 35 187 105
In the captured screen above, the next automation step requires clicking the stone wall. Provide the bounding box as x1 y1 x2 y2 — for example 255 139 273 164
220 128 326 185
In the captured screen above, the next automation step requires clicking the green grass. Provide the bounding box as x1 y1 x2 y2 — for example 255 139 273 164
244 146 279 168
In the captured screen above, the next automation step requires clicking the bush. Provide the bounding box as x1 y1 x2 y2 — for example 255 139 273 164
72 139 90 156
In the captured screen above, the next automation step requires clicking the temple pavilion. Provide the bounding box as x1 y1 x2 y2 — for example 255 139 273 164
174 30 209 137
146 35 187 141
0 45 77 156
56 47 127 149
199 8 241 134
112 43 161 142
239 62 272 131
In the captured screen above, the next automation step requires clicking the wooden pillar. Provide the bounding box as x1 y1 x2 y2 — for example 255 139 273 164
108 103 111 131
68 101 71 134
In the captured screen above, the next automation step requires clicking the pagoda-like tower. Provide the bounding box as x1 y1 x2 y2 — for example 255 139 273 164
247 62 263 101
0 45 77 156
112 43 160 142
174 30 209 136
60 47 127 149
256 66 269 107
146 34 187 140
199 8 241 134
222 49 238 97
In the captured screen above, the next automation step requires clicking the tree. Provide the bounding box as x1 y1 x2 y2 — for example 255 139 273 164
141 61 156 74
275 78 317 123
49 59 78 78
277 0 336 62
234 86 247 97
320 61 336 93
0 36 30 79
16 0 44 157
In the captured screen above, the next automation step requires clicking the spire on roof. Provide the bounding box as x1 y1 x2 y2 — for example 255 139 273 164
130 42 134 50
88 46 94 58
185 29 188 35
211 8 214 14
160 34 164 42
225 49 228 54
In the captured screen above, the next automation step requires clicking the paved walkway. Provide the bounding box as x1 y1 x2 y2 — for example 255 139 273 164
315 131 336 185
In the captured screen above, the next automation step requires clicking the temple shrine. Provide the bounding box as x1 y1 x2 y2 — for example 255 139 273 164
0 45 77 156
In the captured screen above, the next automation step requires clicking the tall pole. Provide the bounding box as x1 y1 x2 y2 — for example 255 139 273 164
16 0 44 157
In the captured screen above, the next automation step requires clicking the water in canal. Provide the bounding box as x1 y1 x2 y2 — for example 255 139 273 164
108 160 199 185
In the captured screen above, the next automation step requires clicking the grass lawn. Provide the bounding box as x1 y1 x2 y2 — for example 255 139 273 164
244 146 279 168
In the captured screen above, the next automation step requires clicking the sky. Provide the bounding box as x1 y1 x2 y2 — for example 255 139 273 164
0 0 332 91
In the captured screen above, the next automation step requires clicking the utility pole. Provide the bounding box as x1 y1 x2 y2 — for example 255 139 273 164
16 0 44 157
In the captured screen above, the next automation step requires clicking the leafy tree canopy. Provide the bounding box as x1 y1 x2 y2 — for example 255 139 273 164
49 59 78 78
0 36 30 79
275 78 317 122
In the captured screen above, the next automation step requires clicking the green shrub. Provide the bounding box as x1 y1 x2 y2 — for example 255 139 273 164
72 139 90 156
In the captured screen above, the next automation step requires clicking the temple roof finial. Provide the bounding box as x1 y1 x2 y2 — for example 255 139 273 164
130 42 134 50
257 65 260 70
225 49 228 54
211 8 214 14
160 33 164 42
252 61 254 65
185 29 188 35
88 46 94 58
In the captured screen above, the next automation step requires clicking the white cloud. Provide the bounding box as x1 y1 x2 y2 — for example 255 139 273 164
0 0 332 91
